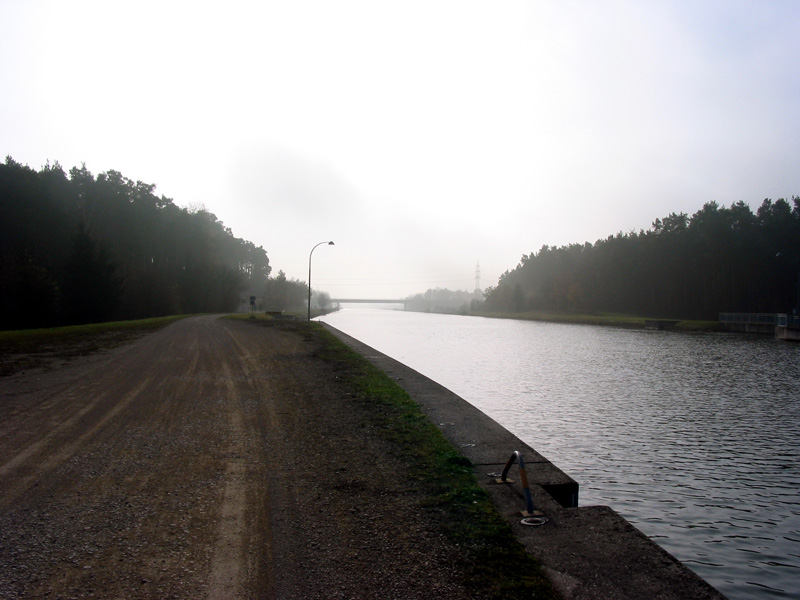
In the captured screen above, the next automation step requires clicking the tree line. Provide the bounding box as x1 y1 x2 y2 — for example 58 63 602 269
483 198 800 321
404 288 484 314
1 157 275 330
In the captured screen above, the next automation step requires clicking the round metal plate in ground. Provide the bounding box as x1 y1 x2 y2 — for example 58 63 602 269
520 516 548 527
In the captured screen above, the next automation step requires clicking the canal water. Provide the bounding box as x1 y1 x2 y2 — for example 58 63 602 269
319 306 800 600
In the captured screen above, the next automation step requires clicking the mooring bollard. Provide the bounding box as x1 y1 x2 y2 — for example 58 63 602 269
494 450 536 517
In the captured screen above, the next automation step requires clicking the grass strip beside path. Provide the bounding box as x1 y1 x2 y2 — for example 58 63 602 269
302 321 560 600
0 315 191 376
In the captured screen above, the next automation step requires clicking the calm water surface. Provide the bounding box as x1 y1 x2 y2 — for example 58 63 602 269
320 306 800 600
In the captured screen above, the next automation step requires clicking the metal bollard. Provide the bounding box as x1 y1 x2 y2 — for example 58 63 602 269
499 450 536 516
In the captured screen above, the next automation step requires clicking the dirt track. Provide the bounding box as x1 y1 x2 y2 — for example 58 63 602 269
0 316 476 599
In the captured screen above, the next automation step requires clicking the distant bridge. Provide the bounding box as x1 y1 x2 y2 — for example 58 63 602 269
332 298 406 304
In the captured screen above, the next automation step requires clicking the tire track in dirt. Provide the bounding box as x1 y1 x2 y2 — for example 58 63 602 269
205 355 253 599
0 316 479 600
0 376 152 510
0 316 236 598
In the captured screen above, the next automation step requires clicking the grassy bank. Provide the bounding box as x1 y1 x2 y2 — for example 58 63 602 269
0 315 191 375
294 320 560 600
469 310 720 331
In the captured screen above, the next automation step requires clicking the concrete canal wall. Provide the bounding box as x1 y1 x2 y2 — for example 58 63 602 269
323 323 727 600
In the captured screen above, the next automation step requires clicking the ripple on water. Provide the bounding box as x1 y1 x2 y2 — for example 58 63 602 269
321 309 800 600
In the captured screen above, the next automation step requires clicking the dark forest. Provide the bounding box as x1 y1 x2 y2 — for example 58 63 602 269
4 156 799 329
483 198 800 320
1 157 271 330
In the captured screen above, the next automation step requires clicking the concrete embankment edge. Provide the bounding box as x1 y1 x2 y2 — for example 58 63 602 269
322 323 727 600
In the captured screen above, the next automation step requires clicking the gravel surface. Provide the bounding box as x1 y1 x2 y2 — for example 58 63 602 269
0 316 482 599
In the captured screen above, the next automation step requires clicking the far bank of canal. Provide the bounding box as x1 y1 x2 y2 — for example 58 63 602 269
319 306 800 600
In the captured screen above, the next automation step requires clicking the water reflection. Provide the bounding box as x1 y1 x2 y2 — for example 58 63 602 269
320 307 800 600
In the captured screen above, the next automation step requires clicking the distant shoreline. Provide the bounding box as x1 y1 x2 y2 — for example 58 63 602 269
402 307 722 332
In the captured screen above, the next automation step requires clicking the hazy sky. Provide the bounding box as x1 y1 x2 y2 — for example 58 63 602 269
3 1 799 299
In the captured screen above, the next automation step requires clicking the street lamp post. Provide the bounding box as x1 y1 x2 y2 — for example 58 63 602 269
308 241 334 321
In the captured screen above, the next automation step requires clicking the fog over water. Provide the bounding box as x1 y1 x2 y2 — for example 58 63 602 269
320 306 800 600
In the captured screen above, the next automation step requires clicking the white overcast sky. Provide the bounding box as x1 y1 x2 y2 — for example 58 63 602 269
2 1 799 299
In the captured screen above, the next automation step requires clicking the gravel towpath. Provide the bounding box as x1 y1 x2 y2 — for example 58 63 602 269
0 316 477 599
